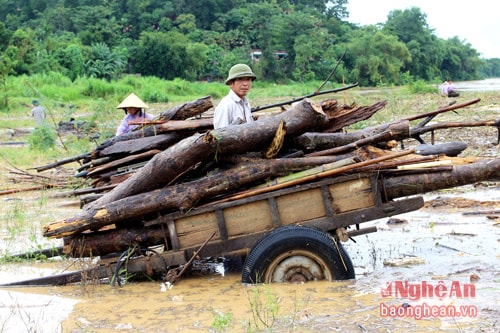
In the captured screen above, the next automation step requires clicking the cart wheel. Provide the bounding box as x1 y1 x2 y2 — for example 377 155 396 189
242 225 355 284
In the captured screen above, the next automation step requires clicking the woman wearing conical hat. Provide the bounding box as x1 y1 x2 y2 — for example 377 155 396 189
115 93 155 136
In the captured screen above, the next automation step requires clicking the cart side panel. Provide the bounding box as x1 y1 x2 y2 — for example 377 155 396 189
176 212 219 248
224 200 274 236
276 188 326 224
329 177 375 213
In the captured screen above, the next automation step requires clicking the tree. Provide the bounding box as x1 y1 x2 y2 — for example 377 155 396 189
84 43 126 80
0 0 489 84
6 28 38 75
480 58 500 78
440 37 482 81
58 44 85 81
344 27 411 86
383 7 442 81
134 31 189 80
184 43 209 81
72 5 118 46
293 28 337 81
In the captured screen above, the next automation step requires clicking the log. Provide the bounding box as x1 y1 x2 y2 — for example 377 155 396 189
346 155 438 173
158 95 213 120
99 134 181 157
305 130 394 156
294 119 410 151
410 119 500 144
81 98 328 210
403 98 481 121
77 156 113 172
415 142 467 156
382 157 500 200
31 152 91 172
50 184 116 198
64 226 168 257
0 185 49 196
157 118 213 131
44 155 345 239
320 100 388 132
87 149 161 176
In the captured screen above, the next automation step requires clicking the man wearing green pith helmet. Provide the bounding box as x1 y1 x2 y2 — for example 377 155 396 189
213 64 257 129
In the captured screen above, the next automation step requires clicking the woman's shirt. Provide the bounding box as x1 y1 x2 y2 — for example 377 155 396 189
116 111 154 136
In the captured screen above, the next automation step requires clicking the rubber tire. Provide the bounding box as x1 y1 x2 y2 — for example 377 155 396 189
242 225 355 284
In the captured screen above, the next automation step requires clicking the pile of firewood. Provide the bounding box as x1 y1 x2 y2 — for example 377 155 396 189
35 90 499 258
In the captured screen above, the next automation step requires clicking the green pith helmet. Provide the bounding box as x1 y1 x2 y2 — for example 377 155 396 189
225 64 257 85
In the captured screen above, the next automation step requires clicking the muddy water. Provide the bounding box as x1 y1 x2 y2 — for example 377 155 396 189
0 184 498 332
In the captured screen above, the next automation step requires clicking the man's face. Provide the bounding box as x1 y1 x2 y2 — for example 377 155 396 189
230 77 253 98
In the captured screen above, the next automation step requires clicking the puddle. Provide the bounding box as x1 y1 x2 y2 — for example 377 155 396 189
0 289 78 333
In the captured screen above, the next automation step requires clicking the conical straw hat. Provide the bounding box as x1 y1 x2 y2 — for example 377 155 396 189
116 93 148 109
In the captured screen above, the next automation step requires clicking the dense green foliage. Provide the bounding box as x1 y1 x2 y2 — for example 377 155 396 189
0 0 498 105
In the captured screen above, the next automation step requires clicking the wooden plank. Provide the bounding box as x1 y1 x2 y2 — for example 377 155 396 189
268 197 282 227
176 212 219 248
276 188 326 224
329 177 374 213
321 185 335 217
224 200 274 237
215 209 228 240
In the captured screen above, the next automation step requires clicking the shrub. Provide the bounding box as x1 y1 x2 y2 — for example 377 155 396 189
407 79 437 94
28 125 57 150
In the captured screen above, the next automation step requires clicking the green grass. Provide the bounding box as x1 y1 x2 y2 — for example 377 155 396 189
1 72 498 171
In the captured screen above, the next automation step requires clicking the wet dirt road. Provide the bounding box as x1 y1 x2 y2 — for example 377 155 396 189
0 184 498 332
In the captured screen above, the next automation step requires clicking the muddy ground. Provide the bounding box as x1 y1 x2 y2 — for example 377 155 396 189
0 185 498 333
0 80 499 332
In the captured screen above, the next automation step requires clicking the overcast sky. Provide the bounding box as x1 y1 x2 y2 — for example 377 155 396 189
345 0 500 59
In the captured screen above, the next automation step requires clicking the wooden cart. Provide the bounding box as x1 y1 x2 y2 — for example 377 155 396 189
3 156 498 286
2 173 424 286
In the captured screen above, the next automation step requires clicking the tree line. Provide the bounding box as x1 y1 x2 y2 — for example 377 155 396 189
1 0 499 89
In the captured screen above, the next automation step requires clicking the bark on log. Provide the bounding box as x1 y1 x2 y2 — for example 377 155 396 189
415 142 467 156
81 98 328 211
403 98 481 121
294 119 410 151
410 119 500 143
158 95 213 120
32 152 91 172
44 155 346 238
382 157 500 200
99 133 182 157
87 149 161 177
321 101 388 132
305 130 394 156
64 226 167 257
157 118 214 132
